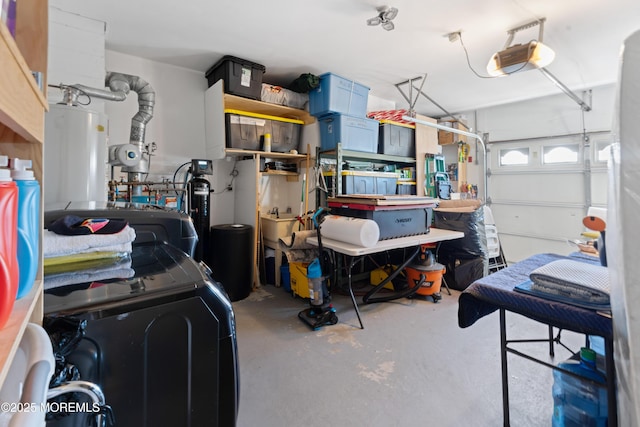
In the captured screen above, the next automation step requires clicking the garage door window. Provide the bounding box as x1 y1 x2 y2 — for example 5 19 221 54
595 140 612 163
542 144 579 164
499 147 529 166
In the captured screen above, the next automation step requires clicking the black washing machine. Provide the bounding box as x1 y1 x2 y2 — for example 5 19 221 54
44 201 199 258
44 241 239 427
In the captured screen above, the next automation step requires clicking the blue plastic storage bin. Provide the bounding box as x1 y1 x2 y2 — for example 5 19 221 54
280 265 291 292
552 348 608 427
318 113 379 153
309 73 370 117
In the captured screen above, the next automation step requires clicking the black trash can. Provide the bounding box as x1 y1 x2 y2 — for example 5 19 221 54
209 224 253 301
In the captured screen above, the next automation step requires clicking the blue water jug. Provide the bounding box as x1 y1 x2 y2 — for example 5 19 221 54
10 158 40 299
552 347 608 427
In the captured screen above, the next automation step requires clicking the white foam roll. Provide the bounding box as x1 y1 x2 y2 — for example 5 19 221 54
320 215 380 247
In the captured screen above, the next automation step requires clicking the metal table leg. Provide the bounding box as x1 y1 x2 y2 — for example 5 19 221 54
347 256 364 329
500 308 510 427
605 337 617 427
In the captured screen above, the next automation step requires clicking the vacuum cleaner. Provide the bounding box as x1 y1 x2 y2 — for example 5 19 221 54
298 208 339 330
403 246 446 303
363 245 445 304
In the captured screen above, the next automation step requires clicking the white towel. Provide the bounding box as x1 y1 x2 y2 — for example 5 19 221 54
44 257 135 290
528 259 610 306
43 226 137 258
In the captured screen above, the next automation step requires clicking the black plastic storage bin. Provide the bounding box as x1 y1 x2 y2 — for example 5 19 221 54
206 55 266 100
378 120 416 157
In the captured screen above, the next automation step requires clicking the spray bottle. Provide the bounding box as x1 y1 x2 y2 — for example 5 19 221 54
0 155 19 328
10 158 40 299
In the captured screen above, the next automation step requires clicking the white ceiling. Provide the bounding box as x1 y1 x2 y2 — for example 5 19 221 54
51 0 640 117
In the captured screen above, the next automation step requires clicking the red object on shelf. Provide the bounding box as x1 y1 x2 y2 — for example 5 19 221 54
0 179 19 329
367 109 414 125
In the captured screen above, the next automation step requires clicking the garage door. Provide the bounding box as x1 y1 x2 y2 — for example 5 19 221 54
487 131 611 263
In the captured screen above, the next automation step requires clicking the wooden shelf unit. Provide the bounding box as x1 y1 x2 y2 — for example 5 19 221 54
223 93 315 125
225 148 307 160
0 0 48 387
205 81 312 287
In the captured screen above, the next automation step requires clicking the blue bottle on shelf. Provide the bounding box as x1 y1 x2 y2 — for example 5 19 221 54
552 347 608 427
10 158 40 299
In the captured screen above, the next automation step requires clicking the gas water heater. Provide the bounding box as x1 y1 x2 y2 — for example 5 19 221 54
44 104 109 206
44 72 155 206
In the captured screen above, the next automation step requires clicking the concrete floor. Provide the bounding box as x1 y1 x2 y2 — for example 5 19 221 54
232 283 585 427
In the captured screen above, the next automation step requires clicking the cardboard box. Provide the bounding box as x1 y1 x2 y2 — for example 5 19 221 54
438 120 467 145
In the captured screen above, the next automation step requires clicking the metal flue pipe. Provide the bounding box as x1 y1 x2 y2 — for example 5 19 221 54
105 72 156 190
106 72 156 148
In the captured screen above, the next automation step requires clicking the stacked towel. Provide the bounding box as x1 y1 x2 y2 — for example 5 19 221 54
43 226 136 259
43 216 137 287
515 259 610 310
44 255 135 290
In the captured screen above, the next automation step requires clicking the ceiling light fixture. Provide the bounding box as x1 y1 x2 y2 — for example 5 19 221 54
486 18 555 76
367 6 398 31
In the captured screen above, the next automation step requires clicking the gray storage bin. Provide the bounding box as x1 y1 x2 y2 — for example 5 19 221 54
375 172 399 195
326 171 398 195
225 109 303 152
378 120 415 157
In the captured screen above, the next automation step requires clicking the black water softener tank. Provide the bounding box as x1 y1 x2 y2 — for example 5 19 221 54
209 224 253 301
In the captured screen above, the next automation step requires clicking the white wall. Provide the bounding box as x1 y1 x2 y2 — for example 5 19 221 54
48 7 105 107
